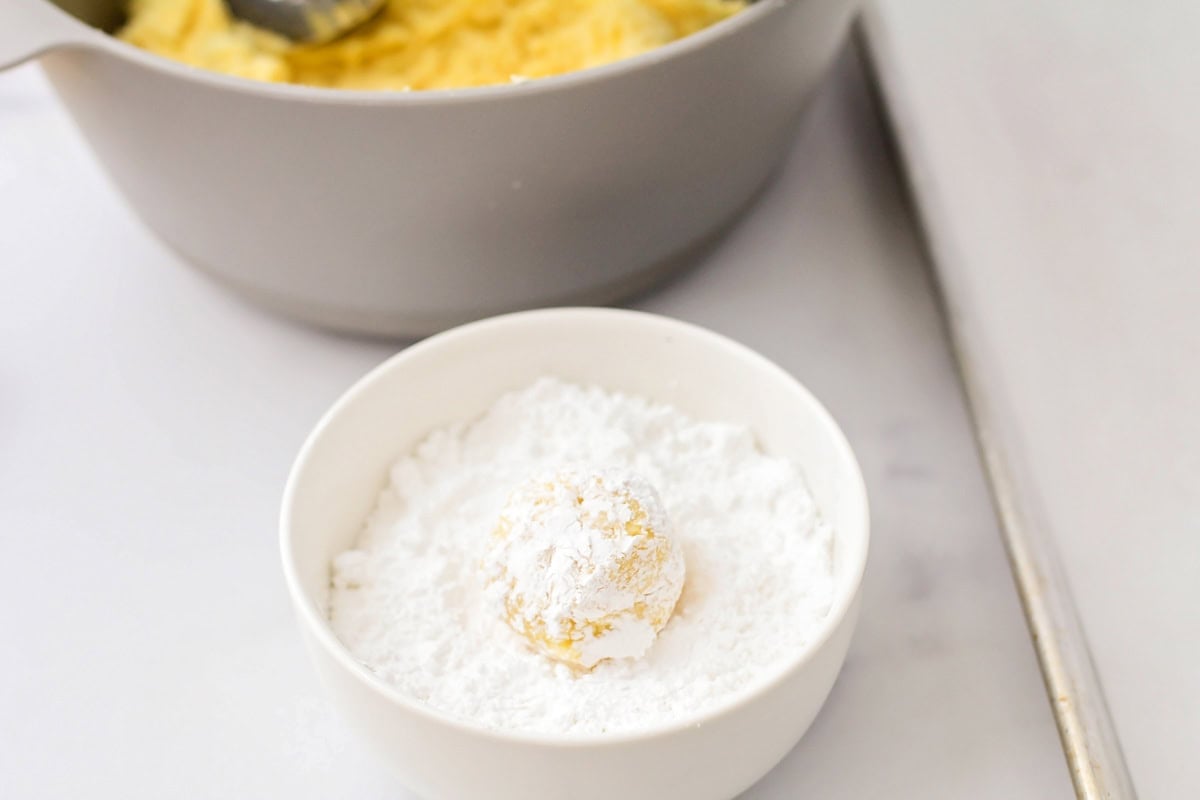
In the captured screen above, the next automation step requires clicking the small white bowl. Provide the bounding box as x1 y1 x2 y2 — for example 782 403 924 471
281 308 869 800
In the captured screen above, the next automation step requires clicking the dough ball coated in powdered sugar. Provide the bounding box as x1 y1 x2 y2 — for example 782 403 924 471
482 466 685 669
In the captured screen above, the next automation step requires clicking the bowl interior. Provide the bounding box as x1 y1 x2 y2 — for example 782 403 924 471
48 0 124 30
283 308 868 694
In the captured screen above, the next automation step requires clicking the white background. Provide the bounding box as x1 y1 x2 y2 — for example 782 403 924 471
868 1 1200 794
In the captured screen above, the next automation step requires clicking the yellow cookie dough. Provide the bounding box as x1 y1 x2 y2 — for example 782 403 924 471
483 467 686 669
118 0 745 91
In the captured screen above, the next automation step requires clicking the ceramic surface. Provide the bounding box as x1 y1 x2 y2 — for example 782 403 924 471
0 0 856 336
280 308 870 800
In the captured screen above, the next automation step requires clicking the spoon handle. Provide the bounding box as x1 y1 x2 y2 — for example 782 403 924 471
224 0 386 44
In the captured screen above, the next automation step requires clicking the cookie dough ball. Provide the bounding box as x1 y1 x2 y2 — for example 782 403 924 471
483 467 685 668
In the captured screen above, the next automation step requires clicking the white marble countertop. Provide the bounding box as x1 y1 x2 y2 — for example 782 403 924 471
864 2 1200 794
0 47 1071 797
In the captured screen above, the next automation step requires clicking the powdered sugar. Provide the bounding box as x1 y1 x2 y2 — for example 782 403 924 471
329 377 835 735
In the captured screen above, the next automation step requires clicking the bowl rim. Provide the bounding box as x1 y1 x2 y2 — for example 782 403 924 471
280 306 869 746
57 0 781 106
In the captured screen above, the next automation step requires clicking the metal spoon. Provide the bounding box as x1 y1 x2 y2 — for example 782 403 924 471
224 0 386 44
